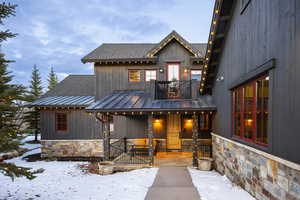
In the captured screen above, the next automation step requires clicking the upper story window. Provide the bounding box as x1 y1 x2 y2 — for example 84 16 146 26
145 70 157 82
232 74 269 146
191 70 202 81
167 63 180 81
128 70 141 82
56 112 68 133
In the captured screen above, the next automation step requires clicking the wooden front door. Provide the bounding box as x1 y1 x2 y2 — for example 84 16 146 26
167 114 181 149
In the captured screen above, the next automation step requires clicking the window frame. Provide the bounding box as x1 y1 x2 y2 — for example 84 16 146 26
232 74 269 146
55 112 68 133
128 69 142 83
190 69 202 81
145 70 157 82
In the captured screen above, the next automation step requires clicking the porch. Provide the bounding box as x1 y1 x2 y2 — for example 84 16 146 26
86 90 216 167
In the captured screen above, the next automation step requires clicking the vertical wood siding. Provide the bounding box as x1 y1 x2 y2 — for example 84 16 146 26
212 0 300 164
40 109 101 140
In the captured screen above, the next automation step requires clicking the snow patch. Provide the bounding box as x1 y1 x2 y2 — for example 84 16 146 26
188 168 255 200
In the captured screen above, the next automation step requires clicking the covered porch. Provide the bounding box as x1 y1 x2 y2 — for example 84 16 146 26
86 90 216 166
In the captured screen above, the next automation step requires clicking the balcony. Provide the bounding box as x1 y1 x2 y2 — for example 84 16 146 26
154 80 192 99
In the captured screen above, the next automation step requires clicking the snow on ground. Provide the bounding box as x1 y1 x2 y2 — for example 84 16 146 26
0 136 158 200
188 168 255 200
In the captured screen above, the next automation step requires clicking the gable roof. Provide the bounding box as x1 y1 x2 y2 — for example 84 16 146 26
81 31 207 63
43 75 95 97
146 30 203 57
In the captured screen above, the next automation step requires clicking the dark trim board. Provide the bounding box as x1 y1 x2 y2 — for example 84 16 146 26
229 59 275 90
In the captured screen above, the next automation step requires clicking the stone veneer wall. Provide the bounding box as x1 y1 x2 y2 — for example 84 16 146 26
212 133 300 200
41 140 104 158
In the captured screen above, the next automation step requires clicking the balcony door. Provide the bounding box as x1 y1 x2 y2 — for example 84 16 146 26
167 63 180 81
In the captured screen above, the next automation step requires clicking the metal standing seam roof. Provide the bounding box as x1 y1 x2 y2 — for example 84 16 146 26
30 96 95 107
86 90 216 112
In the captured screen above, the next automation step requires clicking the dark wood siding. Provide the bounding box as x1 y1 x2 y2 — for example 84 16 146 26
212 0 300 164
40 109 101 140
93 40 203 140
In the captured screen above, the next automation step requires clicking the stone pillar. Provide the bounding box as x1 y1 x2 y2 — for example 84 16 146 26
148 114 154 165
103 116 110 161
192 114 199 167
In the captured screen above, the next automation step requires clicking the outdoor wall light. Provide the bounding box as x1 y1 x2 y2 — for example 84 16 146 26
184 68 188 73
159 68 164 73
216 76 224 82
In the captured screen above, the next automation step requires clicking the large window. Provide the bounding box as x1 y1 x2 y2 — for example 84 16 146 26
145 70 157 82
232 75 269 145
191 70 202 81
128 70 141 82
56 112 68 133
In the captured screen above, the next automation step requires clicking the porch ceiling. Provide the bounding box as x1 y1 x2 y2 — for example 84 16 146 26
86 90 216 113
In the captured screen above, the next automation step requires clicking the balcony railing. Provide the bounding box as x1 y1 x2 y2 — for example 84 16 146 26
155 80 192 99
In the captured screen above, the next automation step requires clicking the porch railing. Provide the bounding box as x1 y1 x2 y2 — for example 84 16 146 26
110 138 160 165
155 80 192 99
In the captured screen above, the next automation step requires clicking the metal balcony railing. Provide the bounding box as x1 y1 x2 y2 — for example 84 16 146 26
155 80 192 99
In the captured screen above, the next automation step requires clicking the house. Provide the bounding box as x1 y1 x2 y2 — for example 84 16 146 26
32 31 215 164
30 0 300 199
202 0 300 199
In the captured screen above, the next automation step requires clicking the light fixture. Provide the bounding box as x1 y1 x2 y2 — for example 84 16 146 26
159 68 164 73
184 68 188 73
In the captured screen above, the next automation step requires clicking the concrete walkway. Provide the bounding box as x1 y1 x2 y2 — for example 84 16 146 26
145 167 201 200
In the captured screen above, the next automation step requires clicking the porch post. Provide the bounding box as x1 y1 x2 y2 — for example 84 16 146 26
103 115 110 161
192 113 199 167
148 114 154 165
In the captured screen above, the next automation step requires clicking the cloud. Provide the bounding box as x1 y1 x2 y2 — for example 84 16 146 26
3 0 214 88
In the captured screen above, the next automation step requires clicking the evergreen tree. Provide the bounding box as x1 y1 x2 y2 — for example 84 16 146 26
0 2 40 180
24 65 43 141
47 67 58 90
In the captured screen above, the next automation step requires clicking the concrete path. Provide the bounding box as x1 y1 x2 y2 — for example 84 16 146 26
145 167 201 200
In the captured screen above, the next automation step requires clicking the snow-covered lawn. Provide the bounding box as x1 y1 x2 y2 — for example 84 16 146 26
188 168 255 200
0 136 158 200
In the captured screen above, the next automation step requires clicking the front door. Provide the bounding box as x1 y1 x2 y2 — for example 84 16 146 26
167 114 181 149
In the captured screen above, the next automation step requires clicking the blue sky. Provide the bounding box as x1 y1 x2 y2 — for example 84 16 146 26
3 0 214 88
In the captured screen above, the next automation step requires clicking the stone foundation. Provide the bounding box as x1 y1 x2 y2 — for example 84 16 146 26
41 140 104 158
212 133 300 200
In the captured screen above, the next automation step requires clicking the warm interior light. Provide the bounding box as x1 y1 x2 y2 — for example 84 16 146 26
154 119 160 123
187 119 192 123
245 119 253 126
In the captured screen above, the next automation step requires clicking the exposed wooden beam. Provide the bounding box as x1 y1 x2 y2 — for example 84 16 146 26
210 61 219 66
219 15 231 21
213 48 222 53
215 33 225 39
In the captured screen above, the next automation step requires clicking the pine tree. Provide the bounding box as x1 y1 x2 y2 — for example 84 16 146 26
47 67 58 90
0 2 40 180
24 65 43 141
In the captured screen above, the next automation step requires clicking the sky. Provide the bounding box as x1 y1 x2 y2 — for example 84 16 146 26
2 0 214 88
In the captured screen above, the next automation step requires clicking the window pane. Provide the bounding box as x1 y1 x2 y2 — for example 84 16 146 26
56 113 67 132
234 89 242 112
256 112 268 144
128 70 141 82
145 70 157 81
168 64 179 81
244 84 254 139
244 85 254 112
234 113 241 136
244 113 253 139
191 70 202 81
